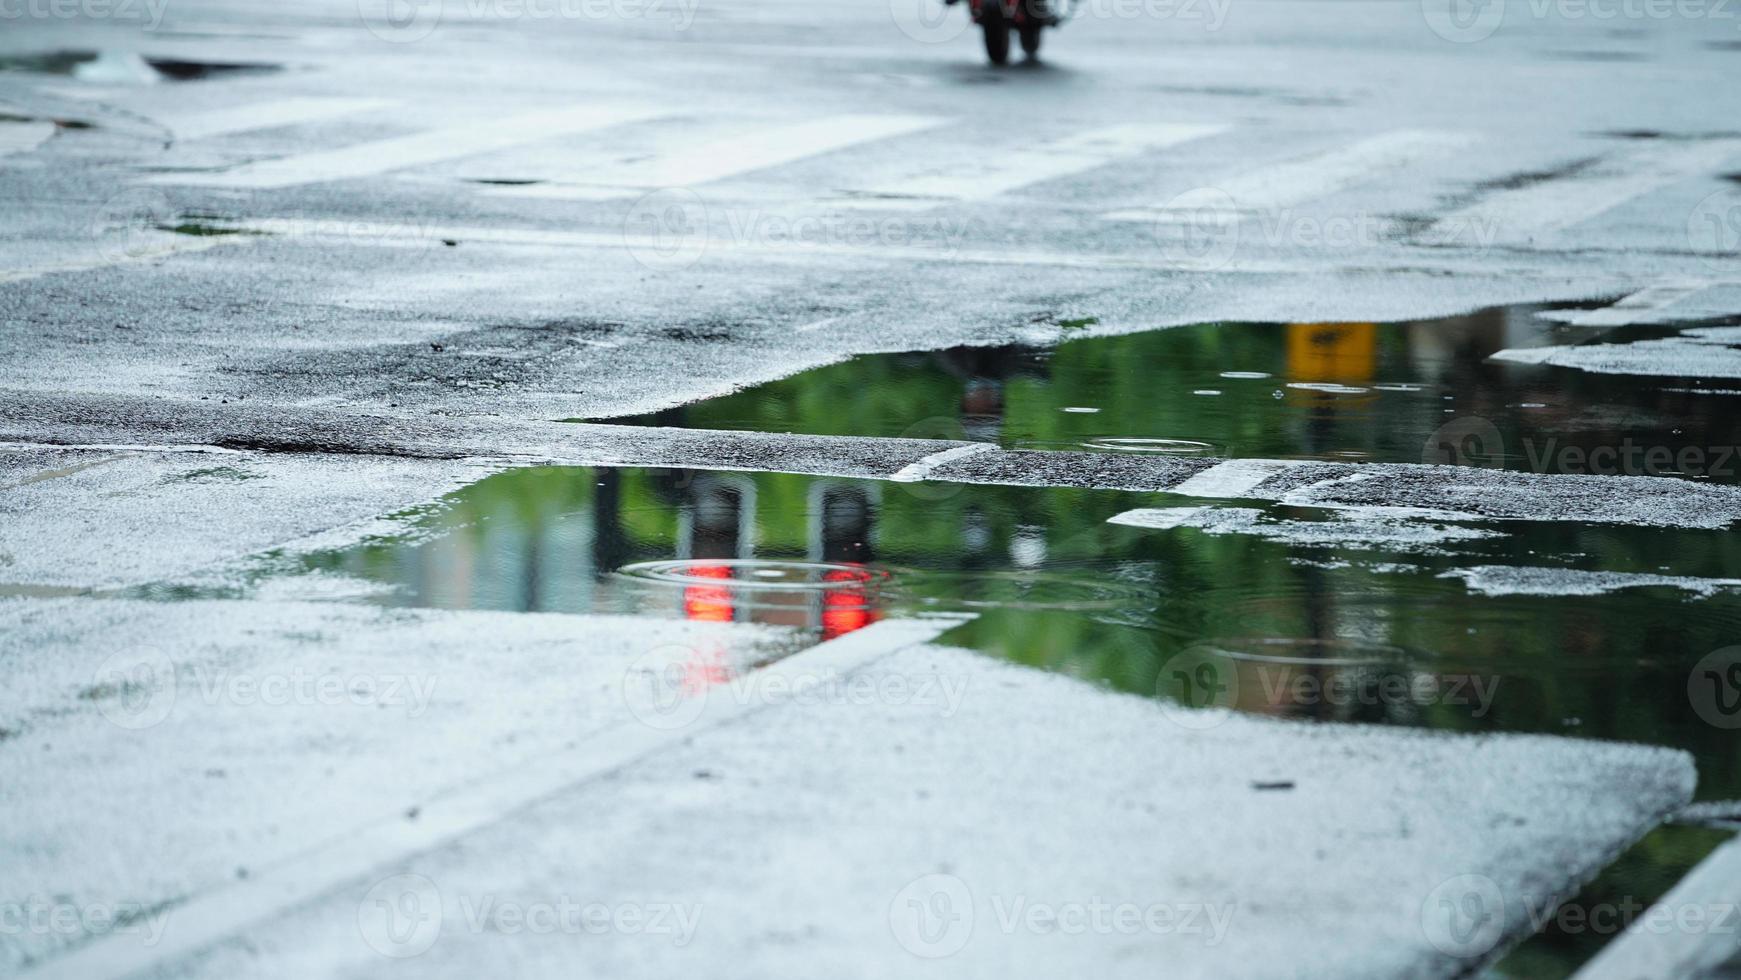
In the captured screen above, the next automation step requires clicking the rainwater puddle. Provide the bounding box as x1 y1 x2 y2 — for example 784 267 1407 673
597 305 1741 482
286 303 1741 977
286 465 1741 807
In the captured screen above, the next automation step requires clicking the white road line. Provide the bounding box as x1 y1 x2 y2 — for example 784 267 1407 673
794 314 850 333
1166 459 1304 498
844 122 1226 208
161 97 397 141
1425 139 1741 247
19 615 972 980
1103 129 1474 221
0 120 55 158
1572 835 1741 980
0 236 253 284
1107 507 1210 529
889 443 995 482
1537 280 1716 326
495 114 946 200
142 105 665 189
222 217 1491 276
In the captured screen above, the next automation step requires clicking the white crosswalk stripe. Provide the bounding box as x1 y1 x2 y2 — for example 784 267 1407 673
160 97 398 141
142 105 666 189
491 114 946 200
1421 139 1741 247
0 120 56 158
1536 280 1719 326
1102 129 1474 221
838 122 1228 209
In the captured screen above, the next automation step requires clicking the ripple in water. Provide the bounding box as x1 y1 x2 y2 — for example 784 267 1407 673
1079 437 1222 456
616 559 891 592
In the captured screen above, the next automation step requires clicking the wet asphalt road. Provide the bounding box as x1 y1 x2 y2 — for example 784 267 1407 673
2 0 1741 978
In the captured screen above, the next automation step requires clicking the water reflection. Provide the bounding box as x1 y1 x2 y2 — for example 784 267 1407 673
602 305 1741 483
299 464 1741 808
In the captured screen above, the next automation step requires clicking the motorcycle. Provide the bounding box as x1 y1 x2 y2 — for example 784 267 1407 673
957 0 1073 65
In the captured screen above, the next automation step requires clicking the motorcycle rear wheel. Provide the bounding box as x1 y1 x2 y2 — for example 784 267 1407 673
1019 17 1042 57
981 4 1010 65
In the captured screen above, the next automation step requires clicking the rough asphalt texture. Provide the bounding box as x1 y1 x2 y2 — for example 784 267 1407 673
3 0 1739 976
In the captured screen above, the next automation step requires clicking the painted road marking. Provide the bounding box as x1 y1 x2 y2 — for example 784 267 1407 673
0 236 254 285
1537 280 1718 326
0 120 55 158
162 97 397 141
1107 507 1210 529
143 105 666 189
1424 139 1741 247
1102 129 1474 220
843 122 1227 208
1166 459 1304 497
1573 835 1741 980
495 114 946 200
19 615 972 980
221 216 1506 277
889 443 995 482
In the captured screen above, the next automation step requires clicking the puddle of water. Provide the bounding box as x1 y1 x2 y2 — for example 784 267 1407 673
1495 823 1735 979
595 306 1741 483
286 465 1741 799
276 460 1741 974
